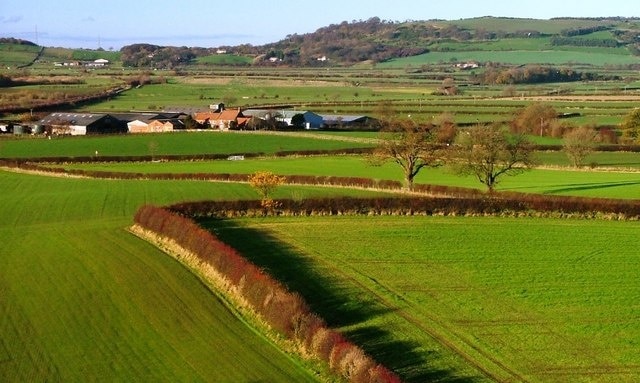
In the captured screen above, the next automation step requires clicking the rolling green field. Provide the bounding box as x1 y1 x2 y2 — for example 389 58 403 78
211 215 640 382
0 168 388 382
441 17 617 35
0 44 40 67
195 54 253 65
57 153 640 199
4 24 640 381
0 131 372 158
381 50 640 67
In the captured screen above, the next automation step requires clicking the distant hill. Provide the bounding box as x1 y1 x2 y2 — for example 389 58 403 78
0 37 38 46
257 16 640 65
4 17 640 68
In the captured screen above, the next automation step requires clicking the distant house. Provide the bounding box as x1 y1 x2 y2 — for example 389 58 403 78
87 58 109 67
123 113 186 133
455 61 479 70
127 119 150 133
194 108 247 130
37 113 127 135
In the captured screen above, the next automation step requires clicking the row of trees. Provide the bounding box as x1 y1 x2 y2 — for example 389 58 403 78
371 102 625 191
474 65 605 85
372 121 537 192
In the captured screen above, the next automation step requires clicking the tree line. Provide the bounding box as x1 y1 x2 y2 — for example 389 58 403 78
473 65 609 85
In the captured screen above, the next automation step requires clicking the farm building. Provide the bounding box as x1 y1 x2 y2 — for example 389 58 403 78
320 114 381 130
121 112 186 133
194 108 249 130
278 110 324 129
242 109 324 129
36 113 127 135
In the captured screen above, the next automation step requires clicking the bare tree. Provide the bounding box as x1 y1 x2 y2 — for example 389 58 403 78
371 119 442 190
563 126 598 167
433 112 457 145
451 123 536 192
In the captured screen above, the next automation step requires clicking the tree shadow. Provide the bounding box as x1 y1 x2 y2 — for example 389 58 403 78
543 180 640 194
203 218 388 326
345 326 484 383
201 218 484 383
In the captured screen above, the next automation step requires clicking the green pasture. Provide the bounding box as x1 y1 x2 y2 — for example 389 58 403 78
58 153 640 199
0 131 372 159
381 50 640 67
0 44 40 67
195 54 253 65
211 215 640 382
442 17 616 35
0 168 388 382
87 81 389 111
71 49 121 62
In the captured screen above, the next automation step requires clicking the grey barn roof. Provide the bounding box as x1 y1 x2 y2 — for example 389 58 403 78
320 115 371 123
38 113 107 126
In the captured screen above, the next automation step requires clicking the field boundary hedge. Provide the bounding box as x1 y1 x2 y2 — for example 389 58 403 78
134 193 639 383
3 157 639 218
169 195 640 220
133 205 401 383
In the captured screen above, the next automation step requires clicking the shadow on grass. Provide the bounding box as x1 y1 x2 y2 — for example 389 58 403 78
543 180 640 194
202 218 483 383
345 326 484 383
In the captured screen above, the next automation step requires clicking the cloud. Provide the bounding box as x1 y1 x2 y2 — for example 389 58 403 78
2 15 23 24
81 16 95 22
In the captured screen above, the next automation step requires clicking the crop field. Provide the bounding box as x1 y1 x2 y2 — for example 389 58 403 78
0 167 391 382
210 215 640 382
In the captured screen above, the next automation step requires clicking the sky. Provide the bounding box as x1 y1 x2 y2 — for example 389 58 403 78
1 0 639 49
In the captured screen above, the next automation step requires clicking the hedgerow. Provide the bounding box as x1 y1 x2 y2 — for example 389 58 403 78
134 205 401 383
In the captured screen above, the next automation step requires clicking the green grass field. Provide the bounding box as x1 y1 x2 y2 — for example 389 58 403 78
0 131 372 158
211 215 640 382
58 153 640 199
0 168 389 382
195 54 253 65
0 44 40 67
441 17 616 35
381 50 640 67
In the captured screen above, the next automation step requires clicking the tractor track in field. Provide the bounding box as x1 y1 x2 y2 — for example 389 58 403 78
271 227 636 383
273 233 528 383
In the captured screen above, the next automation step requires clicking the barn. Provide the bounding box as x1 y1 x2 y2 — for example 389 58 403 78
37 113 127 135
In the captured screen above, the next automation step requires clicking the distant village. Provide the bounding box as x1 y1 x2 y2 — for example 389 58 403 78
1 103 381 135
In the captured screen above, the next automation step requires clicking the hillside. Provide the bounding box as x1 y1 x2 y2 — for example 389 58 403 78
259 16 640 66
116 16 640 67
3 16 640 69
